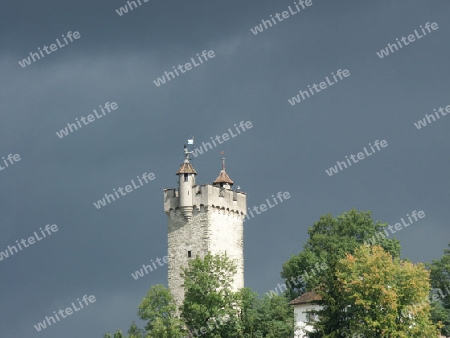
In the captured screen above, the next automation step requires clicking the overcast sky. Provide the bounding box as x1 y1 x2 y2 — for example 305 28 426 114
1 0 450 337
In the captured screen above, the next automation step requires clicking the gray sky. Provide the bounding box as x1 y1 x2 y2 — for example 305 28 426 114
1 0 450 336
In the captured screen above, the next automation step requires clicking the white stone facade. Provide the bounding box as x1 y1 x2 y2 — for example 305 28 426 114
293 304 322 338
164 184 246 309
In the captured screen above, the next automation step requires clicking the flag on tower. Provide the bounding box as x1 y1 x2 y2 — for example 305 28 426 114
188 137 194 145
220 151 224 155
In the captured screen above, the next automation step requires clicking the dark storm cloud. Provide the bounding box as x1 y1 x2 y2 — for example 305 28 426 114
1 0 450 337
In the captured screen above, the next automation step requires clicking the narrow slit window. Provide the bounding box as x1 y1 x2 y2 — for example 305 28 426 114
184 173 188 182
188 251 192 258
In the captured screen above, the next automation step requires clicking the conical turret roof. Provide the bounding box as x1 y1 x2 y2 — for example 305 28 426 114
176 162 197 175
213 170 234 185
213 156 233 186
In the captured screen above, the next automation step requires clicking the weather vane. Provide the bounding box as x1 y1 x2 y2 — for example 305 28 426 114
183 137 194 162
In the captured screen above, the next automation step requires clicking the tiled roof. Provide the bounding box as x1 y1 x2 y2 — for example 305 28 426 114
289 291 322 306
176 163 197 175
213 170 234 185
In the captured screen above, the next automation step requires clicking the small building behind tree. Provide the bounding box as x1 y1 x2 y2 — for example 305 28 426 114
289 291 322 338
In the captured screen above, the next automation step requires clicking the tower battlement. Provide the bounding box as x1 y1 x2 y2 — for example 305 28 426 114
164 184 247 216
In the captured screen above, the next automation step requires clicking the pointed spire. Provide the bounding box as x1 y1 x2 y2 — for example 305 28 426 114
221 156 226 171
213 153 234 187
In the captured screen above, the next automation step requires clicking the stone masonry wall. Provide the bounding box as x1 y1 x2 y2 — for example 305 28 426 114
165 185 246 310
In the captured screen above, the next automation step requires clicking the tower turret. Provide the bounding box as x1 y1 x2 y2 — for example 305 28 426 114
176 145 197 221
213 156 234 190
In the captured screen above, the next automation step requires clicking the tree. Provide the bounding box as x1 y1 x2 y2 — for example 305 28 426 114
105 253 291 338
180 252 240 338
323 244 440 337
103 331 124 338
281 209 401 300
137 284 185 337
428 243 450 336
237 288 260 337
103 285 184 338
430 302 450 338
281 209 402 336
238 288 295 338
127 322 145 338
254 294 295 338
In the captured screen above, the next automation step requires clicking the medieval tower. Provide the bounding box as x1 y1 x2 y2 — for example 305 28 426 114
163 144 247 308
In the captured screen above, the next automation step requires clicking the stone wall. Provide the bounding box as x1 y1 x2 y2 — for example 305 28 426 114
165 184 246 310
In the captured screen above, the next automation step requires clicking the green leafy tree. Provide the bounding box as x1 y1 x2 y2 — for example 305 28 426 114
103 331 124 338
428 243 450 336
104 253 294 338
104 285 184 338
180 252 241 338
281 209 401 300
430 302 450 338
281 209 402 336
323 244 440 337
238 288 295 338
238 288 260 337
254 294 295 338
138 284 185 337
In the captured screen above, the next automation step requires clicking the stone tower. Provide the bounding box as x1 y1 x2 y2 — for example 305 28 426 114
164 145 246 309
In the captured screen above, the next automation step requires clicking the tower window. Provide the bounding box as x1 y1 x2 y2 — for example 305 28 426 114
188 251 192 258
184 173 188 182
